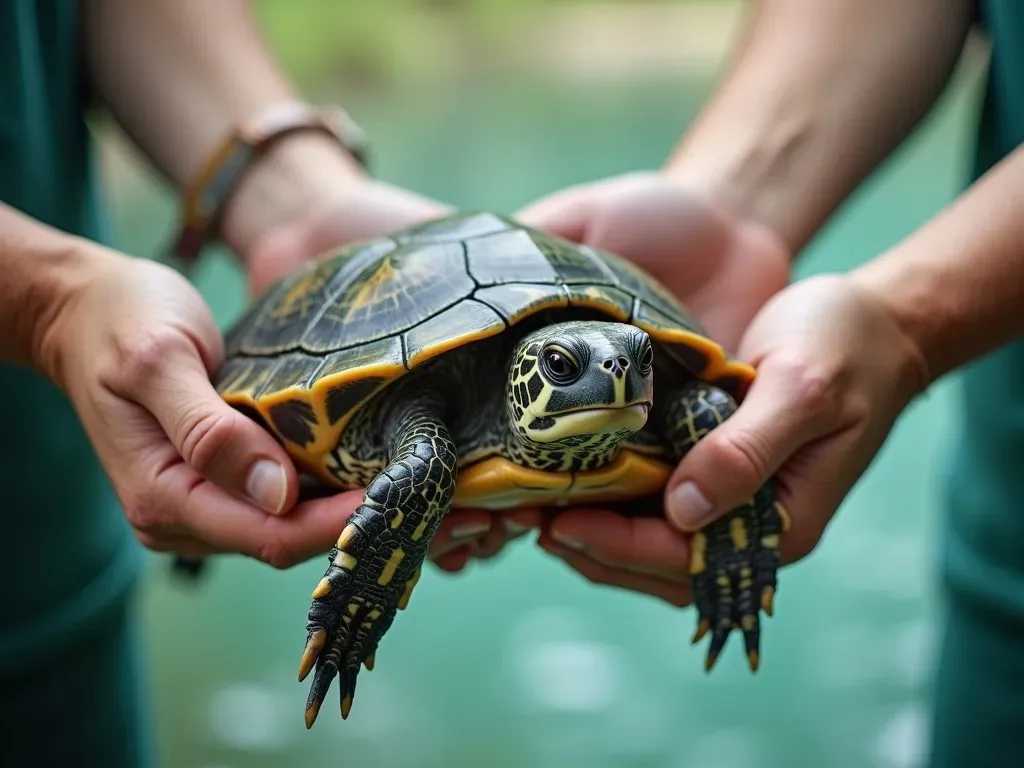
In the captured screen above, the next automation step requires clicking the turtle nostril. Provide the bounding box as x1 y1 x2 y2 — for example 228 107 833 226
617 357 629 369
602 360 614 370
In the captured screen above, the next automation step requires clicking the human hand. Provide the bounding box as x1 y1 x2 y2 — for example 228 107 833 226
516 171 790 350
508 171 791 595
39 245 376 566
240 176 453 296
659 274 927 561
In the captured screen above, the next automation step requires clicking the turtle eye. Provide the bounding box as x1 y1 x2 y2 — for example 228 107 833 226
638 339 654 376
541 347 580 385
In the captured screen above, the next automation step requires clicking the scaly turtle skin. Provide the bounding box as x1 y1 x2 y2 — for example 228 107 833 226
181 213 790 727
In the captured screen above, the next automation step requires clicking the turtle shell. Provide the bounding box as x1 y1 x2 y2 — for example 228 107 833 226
215 213 754 474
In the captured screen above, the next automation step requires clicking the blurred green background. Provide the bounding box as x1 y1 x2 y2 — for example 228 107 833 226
94 2 988 766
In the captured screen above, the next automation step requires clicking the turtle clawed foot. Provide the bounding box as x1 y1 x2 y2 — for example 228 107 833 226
298 554 401 727
300 586 397 728
691 571 766 673
689 498 782 673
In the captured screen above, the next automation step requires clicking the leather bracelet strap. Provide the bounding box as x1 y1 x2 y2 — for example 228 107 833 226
169 100 369 263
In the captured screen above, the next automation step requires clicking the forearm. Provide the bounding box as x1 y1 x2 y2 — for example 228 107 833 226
81 0 362 256
666 0 974 253
0 203 108 374
851 144 1024 386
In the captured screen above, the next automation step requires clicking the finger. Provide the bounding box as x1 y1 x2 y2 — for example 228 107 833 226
539 534 693 608
546 509 692 579
664 357 840 533
514 185 595 241
428 508 493 558
501 508 544 536
432 547 471 573
118 332 300 516
466 523 512 560
135 530 220 558
143 457 365 567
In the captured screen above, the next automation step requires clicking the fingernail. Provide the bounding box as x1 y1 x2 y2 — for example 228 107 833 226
667 481 715 529
550 528 586 551
451 522 490 540
505 520 531 534
246 460 287 514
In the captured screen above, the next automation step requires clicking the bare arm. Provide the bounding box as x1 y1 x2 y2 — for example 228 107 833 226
0 203 103 374
667 0 975 253
852 143 1024 385
80 0 363 258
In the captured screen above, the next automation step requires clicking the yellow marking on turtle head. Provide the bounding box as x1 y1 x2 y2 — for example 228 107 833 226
367 609 382 620
411 519 429 540
761 534 780 549
347 602 360 616
729 517 750 550
377 548 406 586
390 510 405 529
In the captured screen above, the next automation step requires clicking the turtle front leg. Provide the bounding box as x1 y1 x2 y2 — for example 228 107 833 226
298 394 457 728
660 382 790 672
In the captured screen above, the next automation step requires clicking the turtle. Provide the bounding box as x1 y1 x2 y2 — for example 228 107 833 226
186 212 789 728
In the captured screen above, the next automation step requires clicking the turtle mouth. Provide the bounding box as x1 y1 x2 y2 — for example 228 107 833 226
526 402 651 442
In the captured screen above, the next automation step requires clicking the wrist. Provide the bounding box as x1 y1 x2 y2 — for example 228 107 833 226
218 130 368 260
657 164 795 266
848 254 936 393
26 238 123 388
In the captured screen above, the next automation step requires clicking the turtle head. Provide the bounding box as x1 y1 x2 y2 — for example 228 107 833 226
506 320 654 447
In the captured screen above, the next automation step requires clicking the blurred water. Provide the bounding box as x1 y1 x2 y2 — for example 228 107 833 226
104 61 981 768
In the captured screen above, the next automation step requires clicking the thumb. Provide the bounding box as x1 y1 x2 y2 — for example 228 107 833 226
663 360 834 533
514 184 595 242
127 335 300 515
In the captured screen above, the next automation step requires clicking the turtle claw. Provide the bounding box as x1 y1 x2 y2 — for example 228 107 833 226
689 485 784 672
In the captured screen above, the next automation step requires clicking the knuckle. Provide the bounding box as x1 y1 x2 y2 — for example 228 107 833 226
177 409 238 475
109 329 184 391
256 531 297 570
711 426 773 489
779 357 843 422
122 492 162 533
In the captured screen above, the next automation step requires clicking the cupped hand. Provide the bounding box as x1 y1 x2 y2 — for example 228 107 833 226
243 177 454 296
516 171 790 349
42 247 365 566
661 274 928 562
507 171 791 598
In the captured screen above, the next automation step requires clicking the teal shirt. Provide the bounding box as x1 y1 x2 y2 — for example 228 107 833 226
0 1 143 672
942 0 1024 625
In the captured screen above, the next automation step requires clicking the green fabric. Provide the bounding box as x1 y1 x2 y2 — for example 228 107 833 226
928 600 1024 768
0 598 153 767
931 0 1024 762
0 1 149 765
942 0 1024 630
